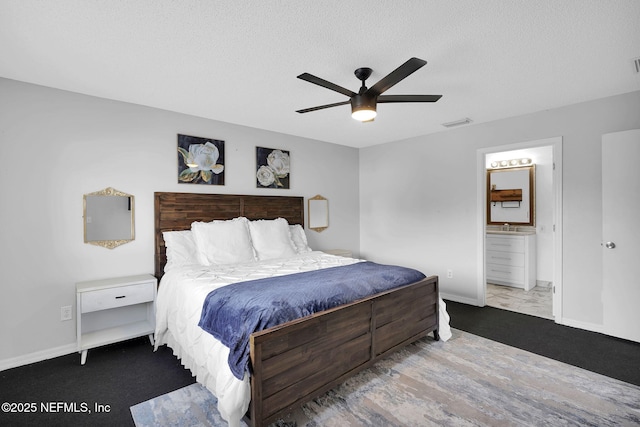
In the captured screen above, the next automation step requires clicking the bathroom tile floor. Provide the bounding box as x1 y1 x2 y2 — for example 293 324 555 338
486 282 553 320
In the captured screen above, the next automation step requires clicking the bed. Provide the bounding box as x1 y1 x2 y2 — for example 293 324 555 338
153 192 450 427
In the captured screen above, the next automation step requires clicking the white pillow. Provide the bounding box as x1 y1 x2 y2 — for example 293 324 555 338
289 224 312 253
249 218 297 260
191 217 256 265
163 230 199 271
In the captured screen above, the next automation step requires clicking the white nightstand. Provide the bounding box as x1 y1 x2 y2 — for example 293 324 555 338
323 249 353 258
76 274 157 365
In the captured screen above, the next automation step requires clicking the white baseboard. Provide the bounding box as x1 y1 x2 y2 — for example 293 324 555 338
0 343 77 372
440 292 480 306
557 317 606 335
441 296 612 338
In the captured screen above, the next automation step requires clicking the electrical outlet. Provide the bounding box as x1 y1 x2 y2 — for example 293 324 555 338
61 305 72 321
447 269 453 279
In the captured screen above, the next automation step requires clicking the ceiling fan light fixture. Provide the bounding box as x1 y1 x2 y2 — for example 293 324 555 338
352 108 377 121
351 95 377 121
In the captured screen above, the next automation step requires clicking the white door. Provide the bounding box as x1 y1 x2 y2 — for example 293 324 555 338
602 129 640 343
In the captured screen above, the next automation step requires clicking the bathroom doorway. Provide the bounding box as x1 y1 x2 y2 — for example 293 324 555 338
477 137 563 321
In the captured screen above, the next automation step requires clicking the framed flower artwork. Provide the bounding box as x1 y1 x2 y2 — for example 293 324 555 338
256 147 290 189
177 134 225 185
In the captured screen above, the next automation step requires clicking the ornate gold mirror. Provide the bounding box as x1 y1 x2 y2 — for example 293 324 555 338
308 194 328 232
487 165 535 226
83 187 135 249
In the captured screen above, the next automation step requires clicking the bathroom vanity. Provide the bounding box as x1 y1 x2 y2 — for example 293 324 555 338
486 231 536 291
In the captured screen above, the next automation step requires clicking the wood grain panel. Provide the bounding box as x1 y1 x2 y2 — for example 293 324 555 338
255 302 371 361
374 285 435 326
262 334 371 419
490 188 523 202
376 313 437 356
259 307 372 381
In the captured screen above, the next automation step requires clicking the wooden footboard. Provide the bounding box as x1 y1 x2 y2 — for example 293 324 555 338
247 275 439 427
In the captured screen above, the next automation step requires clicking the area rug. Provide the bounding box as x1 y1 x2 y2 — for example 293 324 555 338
131 329 640 426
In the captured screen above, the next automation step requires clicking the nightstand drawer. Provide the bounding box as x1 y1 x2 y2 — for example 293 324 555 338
81 282 155 313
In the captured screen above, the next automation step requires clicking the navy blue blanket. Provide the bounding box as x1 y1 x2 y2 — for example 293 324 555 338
198 261 426 379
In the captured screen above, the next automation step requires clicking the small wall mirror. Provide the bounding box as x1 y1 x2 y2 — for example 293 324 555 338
308 194 328 232
487 165 535 226
83 187 135 249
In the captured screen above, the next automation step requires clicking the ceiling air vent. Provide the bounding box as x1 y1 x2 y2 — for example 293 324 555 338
442 117 473 128
633 57 640 74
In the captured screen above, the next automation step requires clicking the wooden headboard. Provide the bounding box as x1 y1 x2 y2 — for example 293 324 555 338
154 192 304 279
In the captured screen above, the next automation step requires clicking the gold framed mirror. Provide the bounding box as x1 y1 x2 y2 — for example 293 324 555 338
83 187 135 249
308 194 328 232
487 165 535 226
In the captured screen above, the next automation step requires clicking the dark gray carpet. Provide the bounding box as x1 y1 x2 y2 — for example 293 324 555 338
0 338 195 427
445 300 640 386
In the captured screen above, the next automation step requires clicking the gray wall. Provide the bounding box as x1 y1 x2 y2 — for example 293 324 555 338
360 90 640 334
0 78 360 364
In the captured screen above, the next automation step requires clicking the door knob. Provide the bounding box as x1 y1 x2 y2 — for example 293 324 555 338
604 241 616 249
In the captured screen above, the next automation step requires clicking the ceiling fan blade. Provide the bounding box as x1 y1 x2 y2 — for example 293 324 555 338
297 73 356 98
296 100 351 114
378 94 442 103
366 57 427 97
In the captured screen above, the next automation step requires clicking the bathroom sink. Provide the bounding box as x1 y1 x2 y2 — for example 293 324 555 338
486 230 536 235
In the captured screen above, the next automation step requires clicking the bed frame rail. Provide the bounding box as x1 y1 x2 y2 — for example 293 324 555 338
247 275 439 427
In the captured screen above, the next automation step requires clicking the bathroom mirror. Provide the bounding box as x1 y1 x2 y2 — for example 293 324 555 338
308 194 328 232
83 187 135 249
487 166 535 226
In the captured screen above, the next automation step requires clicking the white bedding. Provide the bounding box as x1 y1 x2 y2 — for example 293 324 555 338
154 251 451 427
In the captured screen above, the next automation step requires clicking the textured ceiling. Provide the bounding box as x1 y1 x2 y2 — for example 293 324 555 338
2 1 640 148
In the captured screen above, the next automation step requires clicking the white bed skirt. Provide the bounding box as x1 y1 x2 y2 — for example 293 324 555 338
156 329 250 427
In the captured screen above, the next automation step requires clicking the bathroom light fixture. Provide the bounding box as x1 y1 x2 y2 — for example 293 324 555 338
490 158 533 169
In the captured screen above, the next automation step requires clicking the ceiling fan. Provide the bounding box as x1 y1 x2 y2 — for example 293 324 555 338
296 57 441 122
